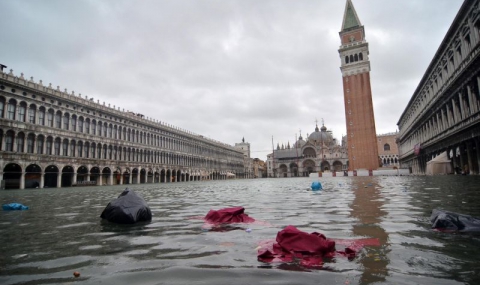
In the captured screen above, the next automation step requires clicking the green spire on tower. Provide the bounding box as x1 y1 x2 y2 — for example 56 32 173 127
341 0 362 31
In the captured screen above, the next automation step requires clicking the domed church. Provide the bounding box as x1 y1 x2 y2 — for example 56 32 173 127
267 123 348 177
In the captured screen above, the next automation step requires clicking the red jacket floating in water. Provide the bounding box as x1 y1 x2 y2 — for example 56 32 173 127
204 206 255 224
258 225 379 267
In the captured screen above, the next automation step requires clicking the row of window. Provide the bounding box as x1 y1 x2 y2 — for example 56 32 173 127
0 96 241 161
345 52 363 64
0 130 242 169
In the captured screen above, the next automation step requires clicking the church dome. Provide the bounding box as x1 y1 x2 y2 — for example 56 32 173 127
308 124 333 144
294 134 306 148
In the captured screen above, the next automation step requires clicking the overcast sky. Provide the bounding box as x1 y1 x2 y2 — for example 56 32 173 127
1 0 463 160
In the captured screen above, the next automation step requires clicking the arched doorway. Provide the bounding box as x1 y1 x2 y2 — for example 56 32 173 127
147 169 154 183
123 169 130 185
154 170 160 183
90 167 100 185
279 164 288 177
102 167 111 185
320 161 330 172
332 161 343 172
25 164 41 188
166 169 171 182
176 170 181 182
132 168 139 184
77 166 88 183
140 168 146 183
160 169 166 183
290 163 299 177
61 166 75 187
303 160 315 176
113 168 121 185
45 165 59 188
3 163 22 189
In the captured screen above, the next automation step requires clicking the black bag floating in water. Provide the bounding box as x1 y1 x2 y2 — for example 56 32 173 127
100 188 152 224
431 209 480 233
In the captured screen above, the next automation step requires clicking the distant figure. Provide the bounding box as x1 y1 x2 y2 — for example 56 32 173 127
343 170 348 176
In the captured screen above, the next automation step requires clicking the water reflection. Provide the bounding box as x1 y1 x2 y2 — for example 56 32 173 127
349 177 389 284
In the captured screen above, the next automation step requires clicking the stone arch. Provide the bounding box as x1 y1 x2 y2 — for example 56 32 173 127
45 164 59 188
132 168 139 184
113 167 122 185
320 160 331 171
147 168 154 183
289 162 299 177
166 169 171 182
140 168 147 183
25 164 41 188
160 168 166 183
90 166 100 185
61 165 75 187
279 164 288 178
101 167 111 185
176 169 181 182
303 147 316 158
303 159 316 175
77 165 89 182
332 161 343 171
3 163 22 189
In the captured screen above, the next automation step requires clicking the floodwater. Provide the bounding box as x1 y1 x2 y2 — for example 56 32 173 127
1 176 480 285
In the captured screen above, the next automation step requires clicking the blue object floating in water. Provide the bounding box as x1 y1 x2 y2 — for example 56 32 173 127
2 203 29 211
311 181 322 191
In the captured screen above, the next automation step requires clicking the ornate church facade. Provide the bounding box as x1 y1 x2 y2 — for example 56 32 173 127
266 123 349 177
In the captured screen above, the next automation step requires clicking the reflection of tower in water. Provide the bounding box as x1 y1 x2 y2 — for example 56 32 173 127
349 177 389 284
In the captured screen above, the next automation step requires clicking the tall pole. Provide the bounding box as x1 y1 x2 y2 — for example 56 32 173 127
295 133 299 177
271 136 275 178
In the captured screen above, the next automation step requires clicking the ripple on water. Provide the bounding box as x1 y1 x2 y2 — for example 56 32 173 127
1 176 480 285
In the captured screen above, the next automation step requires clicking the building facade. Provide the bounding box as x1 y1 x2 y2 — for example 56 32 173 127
267 123 349 177
0 68 245 189
338 0 379 170
397 0 480 175
377 132 400 168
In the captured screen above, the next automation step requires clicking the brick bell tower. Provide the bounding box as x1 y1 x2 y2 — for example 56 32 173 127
338 0 379 170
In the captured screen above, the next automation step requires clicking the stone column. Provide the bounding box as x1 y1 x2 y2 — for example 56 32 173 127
19 172 25 190
466 141 473 175
129 173 132 184
73 172 77 185
459 144 465 173
86 174 90 181
476 138 480 175
40 171 44 188
119 173 123 185
108 172 113 185
57 172 62 188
